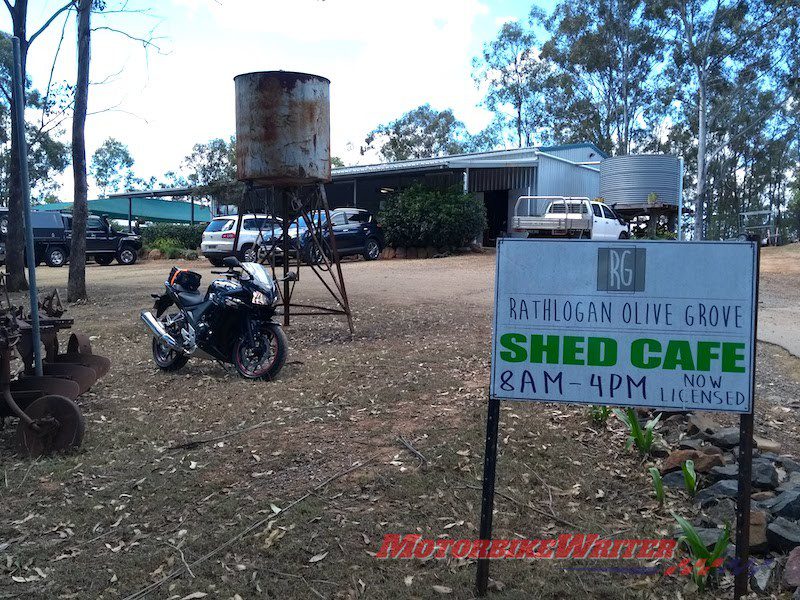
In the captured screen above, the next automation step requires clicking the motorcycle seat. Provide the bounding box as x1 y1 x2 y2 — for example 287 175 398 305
176 289 205 306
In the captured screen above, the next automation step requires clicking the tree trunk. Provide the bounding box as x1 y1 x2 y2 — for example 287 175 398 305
6 1 29 292
694 78 707 240
68 0 91 303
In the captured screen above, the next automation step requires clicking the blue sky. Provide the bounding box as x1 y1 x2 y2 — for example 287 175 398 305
3 0 553 195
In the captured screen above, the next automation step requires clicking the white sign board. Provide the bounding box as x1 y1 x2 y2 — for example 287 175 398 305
490 239 757 414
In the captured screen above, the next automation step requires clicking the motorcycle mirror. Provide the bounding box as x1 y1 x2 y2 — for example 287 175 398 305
223 256 241 268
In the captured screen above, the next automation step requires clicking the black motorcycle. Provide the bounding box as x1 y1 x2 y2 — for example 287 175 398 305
140 257 291 380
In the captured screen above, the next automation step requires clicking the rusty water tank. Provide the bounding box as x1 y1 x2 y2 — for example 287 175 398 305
234 71 331 185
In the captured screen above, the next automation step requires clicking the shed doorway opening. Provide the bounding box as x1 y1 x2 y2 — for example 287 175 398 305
483 189 508 247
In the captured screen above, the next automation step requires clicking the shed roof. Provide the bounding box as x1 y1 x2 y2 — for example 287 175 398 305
36 197 212 223
331 142 607 179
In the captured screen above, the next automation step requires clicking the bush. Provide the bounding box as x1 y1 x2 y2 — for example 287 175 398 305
148 237 183 258
379 184 486 248
141 223 206 250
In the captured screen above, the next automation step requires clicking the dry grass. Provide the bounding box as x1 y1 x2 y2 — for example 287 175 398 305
0 254 798 599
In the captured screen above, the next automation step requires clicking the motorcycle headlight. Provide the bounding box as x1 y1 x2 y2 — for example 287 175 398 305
252 290 271 306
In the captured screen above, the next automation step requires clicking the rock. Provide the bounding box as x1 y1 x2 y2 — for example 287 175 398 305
650 442 669 458
662 470 687 489
782 457 800 474
687 412 719 437
750 510 769 554
679 437 705 451
148 249 163 260
709 464 739 482
673 526 725 549
394 247 406 259
751 556 778 593
752 458 780 489
406 247 418 259
709 427 740 448
766 490 800 520
755 436 782 454
753 491 776 501
702 498 737 525
662 449 724 474
778 472 800 492
696 479 739 505
768 517 800 552
785 547 800 588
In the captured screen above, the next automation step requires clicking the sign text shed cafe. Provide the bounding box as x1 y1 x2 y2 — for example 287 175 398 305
490 241 757 413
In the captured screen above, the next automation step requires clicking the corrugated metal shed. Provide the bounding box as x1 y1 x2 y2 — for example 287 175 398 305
469 168 536 192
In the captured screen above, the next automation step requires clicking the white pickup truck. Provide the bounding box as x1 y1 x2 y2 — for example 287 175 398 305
511 196 629 240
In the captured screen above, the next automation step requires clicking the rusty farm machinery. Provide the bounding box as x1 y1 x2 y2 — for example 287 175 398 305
0 280 110 457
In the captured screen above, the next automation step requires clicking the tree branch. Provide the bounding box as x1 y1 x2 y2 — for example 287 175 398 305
29 1 76 46
91 26 165 52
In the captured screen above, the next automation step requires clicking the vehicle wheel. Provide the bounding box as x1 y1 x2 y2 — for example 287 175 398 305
152 336 189 372
618 232 630 240
16 395 85 457
45 246 68 267
362 237 381 261
241 244 257 263
304 242 325 265
207 257 224 267
232 323 288 381
94 254 114 266
116 245 137 265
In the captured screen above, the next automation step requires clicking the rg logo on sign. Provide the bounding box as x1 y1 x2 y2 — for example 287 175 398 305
597 248 646 292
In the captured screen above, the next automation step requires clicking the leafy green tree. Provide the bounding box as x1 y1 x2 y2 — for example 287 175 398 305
331 156 345 168
91 137 135 197
364 105 472 161
535 0 661 155
472 20 547 148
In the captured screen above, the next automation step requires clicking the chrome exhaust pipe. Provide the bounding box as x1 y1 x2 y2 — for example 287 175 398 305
140 310 188 355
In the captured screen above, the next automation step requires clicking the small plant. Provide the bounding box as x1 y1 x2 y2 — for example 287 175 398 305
672 512 730 591
682 459 698 496
612 407 662 455
588 405 611 425
649 467 664 506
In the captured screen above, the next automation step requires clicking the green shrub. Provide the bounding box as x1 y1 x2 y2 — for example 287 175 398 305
378 184 486 248
149 237 182 254
141 223 207 250
672 512 730 591
682 460 698 496
588 405 611 425
612 407 662 455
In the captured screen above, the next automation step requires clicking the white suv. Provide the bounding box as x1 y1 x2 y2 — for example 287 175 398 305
201 214 280 266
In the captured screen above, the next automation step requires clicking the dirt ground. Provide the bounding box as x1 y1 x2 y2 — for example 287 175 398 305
1 245 799 600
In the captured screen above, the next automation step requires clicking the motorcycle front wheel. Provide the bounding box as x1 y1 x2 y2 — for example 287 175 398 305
232 322 288 381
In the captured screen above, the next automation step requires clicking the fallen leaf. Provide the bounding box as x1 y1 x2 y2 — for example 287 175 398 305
404 575 414 587
309 551 328 563
179 593 207 600
432 585 453 594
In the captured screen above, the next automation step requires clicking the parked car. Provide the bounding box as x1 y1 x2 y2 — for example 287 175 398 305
0 208 142 267
286 208 384 263
511 196 629 240
201 214 281 266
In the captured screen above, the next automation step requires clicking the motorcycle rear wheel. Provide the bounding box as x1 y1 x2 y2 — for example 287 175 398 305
232 323 288 381
152 337 189 372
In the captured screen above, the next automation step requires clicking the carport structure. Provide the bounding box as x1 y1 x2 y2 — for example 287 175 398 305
39 187 212 229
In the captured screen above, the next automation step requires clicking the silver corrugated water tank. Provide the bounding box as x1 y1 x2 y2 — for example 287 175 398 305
234 71 331 185
600 155 681 207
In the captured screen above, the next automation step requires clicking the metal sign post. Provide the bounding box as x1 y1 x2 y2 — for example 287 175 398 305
478 238 759 597
11 37 42 377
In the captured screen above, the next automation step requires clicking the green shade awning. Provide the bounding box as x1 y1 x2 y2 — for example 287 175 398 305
36 197 212 223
